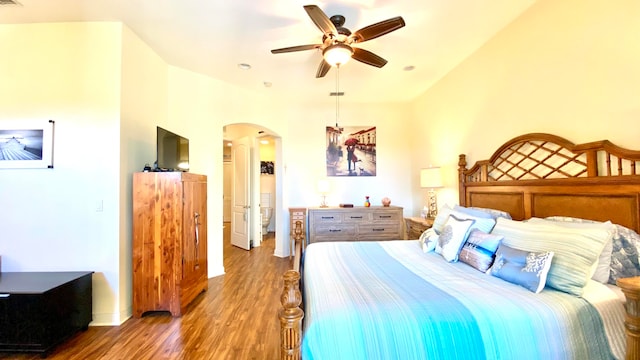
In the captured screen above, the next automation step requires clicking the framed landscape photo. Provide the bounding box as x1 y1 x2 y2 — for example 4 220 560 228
0 119 55 169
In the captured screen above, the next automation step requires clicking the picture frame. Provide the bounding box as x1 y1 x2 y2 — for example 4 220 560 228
326 125 376 176
0 119 55 169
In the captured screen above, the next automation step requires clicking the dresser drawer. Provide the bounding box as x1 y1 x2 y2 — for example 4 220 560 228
358 223 402 239
311 212 343 224
313 224 356 238
342 212 371 223
371 210 401 222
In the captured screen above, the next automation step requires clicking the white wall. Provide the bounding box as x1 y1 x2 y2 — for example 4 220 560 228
410 0 640 213
119 25 169 324
0 22 124 324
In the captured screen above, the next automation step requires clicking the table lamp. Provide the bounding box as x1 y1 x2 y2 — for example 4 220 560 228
420 167 443 218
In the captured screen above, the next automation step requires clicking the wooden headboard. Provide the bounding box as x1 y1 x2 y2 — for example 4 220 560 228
458 133 640 233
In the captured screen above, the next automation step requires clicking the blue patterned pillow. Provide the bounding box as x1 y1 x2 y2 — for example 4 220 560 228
459 229 504 272
435 215 475 262
491 243 554 293
609 225 640 283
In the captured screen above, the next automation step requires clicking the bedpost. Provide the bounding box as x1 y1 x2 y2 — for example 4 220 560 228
458 154 467 206
279 270 304 360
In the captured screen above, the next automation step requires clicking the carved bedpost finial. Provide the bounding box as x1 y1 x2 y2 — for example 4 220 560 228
458 154 467 171
279 270 304 360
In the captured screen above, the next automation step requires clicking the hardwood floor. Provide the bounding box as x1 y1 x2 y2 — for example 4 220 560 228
0 224 292 360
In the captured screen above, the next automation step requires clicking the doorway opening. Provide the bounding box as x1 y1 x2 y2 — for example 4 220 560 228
222 124 283 257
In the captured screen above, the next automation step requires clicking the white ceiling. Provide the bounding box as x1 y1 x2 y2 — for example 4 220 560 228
0 0 536 103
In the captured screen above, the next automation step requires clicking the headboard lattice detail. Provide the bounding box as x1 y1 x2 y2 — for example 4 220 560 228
460 133 640 183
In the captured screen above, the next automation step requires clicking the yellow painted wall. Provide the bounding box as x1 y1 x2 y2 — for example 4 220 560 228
411 0 640 211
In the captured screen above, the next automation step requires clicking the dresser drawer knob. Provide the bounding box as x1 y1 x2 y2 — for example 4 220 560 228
329 229 342 233
379 215 391 218
321 216 335 219
350 216 363 219
373 228 385 232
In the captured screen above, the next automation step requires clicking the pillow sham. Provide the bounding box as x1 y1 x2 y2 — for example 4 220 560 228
435 215 475 262
469 206 513 220
491 243 554 293
418 228 439 253
543 216 640 284
528 217 613 284
459 229 504 272
453 205 494 219
432 204 453 234
449 209 496 234
491 217 613 296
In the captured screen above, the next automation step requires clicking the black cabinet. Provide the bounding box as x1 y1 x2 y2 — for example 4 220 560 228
0 272 93 356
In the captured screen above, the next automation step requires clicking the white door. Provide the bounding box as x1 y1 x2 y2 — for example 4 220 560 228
223 162 232 222
231 137 251 250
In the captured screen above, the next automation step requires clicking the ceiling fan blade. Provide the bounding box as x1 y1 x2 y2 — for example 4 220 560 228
304 5 337 36
316 59 331 78
352 48 388 68
271 44 321 54
351 16 405 43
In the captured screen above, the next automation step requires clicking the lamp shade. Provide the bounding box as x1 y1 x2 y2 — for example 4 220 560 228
317 179 330 194
420 167 443 188
323 43 353 66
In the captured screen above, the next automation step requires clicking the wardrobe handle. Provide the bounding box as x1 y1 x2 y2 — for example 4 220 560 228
194 212 200 245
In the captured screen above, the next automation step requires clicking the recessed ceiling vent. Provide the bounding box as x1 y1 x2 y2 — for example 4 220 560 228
0 0 22 5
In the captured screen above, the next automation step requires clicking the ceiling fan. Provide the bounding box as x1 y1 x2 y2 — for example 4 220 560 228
271 5 405 78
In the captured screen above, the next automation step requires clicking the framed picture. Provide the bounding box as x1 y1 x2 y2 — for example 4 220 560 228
261 161 274 174
326 125 376 176
0 119 55 169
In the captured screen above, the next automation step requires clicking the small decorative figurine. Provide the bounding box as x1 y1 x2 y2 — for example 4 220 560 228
381 197 391 207
364 196 371 207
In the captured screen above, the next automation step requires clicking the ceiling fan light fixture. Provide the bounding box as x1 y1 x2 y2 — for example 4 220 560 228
323 43 353 67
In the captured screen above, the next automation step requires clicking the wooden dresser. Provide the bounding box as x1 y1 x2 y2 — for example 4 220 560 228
308 206 403 243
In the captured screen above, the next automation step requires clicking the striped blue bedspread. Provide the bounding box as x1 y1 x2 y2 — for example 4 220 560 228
302 240 624 360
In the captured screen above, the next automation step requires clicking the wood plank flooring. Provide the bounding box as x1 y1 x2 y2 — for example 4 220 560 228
0 224 292 360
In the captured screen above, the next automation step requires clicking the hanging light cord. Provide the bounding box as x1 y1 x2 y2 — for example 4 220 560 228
335 64 340 128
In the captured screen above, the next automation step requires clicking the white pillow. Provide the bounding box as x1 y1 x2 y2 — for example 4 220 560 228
527 217 613 284
418 228 439 253
435 215 475 262
449 209 496 234
432 204 453 234
491 218 614 296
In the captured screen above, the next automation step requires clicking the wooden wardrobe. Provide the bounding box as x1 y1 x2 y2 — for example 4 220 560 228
132 172 208 317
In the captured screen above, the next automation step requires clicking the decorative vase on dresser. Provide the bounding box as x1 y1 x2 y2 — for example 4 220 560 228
132 172 208 317
308 206 403 243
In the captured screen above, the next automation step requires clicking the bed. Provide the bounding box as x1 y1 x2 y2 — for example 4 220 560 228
279 133 640 360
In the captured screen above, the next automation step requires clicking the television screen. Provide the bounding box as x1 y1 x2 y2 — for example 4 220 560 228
156 126 189 171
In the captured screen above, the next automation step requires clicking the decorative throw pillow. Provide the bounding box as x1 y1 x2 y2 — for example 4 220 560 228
491 217 613 296
432 204 453 234
490 243 554 293
418 228 439 253
449 209 497 234
435 215 475 262
459 229 504 272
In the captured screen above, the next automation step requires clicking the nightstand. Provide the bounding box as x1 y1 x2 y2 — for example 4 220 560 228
404 217 434 239
616 276 640 359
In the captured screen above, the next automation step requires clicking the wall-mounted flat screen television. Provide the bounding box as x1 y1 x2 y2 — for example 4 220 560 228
156 126 189 171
